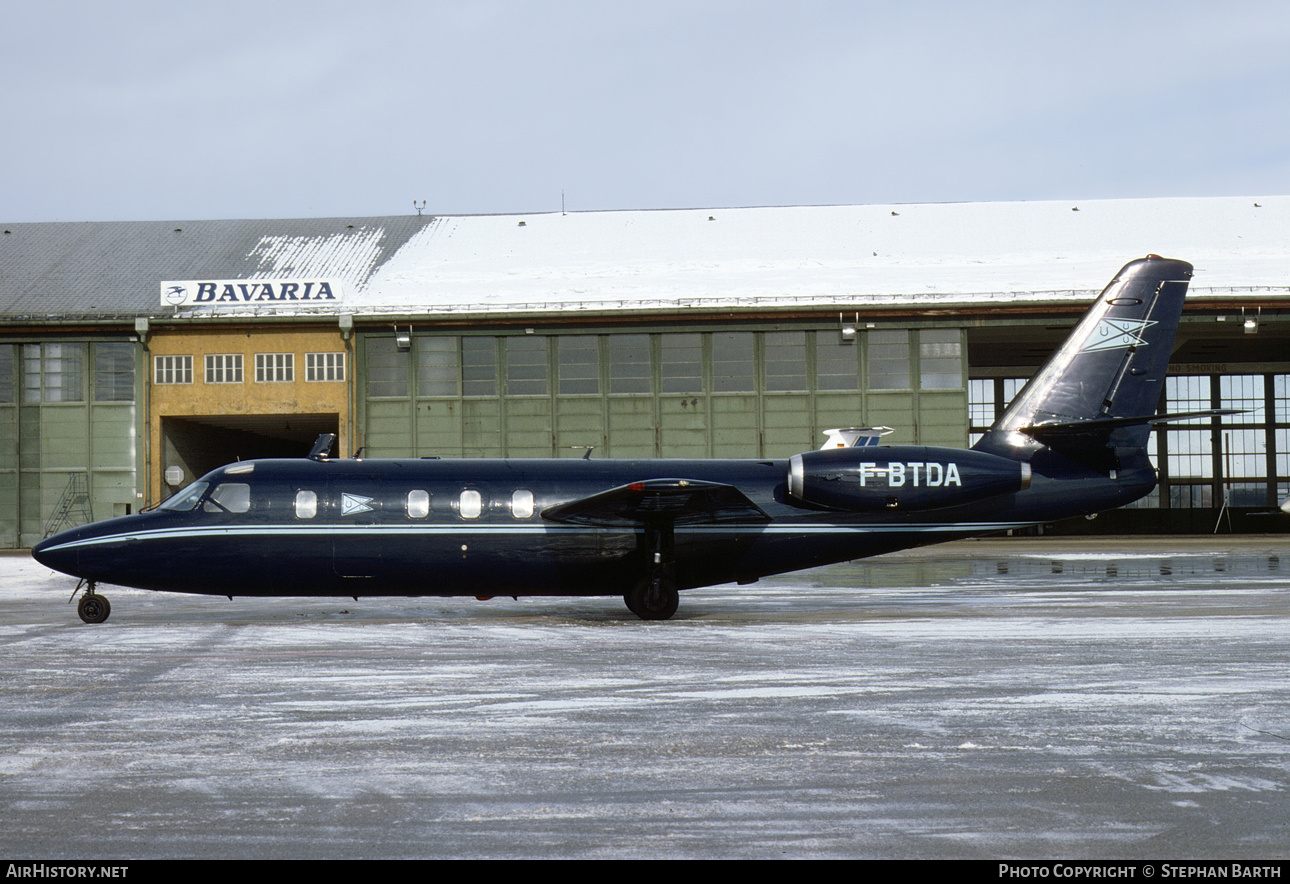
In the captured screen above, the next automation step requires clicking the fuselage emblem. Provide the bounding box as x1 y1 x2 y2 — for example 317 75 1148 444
341 493 374 516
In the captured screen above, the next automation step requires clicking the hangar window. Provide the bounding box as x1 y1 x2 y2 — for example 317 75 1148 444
661 333 702 394
205 354 243 384
407 489 430 518
511 489 535 519
294 490 318 519
919 330 963 390
815 331 859 392
154 355 193 385
94 342 135 402
368 338 409 397
256 353 294 382
25 343 85 402
459 489 483 519
713 332 754 393
559 336 599 395
0 344 12 403
306 352 345 382
462 337 497 396
765 331 807 392
867 330 910 390
506 336 548 396
609 334 651 394
417 339 457 395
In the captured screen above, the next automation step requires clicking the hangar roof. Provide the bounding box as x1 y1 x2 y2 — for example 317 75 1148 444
2 196 1288 323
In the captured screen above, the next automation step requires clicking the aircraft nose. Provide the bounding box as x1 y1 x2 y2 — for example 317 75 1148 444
32 531 81 578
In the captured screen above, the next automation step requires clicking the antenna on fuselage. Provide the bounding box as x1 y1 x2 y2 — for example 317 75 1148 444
307 433 337 461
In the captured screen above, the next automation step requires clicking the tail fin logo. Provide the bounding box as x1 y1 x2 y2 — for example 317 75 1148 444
1081 317 1158 353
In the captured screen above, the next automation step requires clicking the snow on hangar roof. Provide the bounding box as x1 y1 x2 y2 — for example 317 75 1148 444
3 196 1287 322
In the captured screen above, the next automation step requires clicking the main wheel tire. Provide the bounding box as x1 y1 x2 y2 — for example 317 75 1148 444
625 576 678 621
77 593 110 624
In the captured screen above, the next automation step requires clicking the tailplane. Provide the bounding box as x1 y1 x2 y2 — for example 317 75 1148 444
974 255 1193 465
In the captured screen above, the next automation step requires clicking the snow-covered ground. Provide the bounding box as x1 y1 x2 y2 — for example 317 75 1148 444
2 539 1288 859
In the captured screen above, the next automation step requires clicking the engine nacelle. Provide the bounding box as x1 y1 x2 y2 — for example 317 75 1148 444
787 446 1031 511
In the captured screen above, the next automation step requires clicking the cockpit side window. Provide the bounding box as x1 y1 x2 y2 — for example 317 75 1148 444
205 483 251 513
160 481 209 512
295 490 318 519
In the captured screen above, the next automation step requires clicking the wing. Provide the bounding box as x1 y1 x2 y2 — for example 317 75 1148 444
541 479 772 527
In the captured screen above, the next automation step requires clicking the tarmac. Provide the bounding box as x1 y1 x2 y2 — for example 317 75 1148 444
2 536 1288 859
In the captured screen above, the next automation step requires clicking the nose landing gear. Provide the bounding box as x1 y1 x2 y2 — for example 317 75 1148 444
70 579 111 624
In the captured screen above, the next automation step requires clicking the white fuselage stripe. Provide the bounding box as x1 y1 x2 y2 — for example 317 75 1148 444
40 520 1038 553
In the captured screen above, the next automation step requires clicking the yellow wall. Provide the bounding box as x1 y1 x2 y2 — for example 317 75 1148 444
145 325 351 502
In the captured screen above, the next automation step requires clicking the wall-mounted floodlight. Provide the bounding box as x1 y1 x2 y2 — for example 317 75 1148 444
164 465 184 487
395 325 412 350
839 312 858 343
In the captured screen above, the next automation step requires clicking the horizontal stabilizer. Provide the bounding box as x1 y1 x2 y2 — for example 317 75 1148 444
1021 409 1244 442
542 479 771 527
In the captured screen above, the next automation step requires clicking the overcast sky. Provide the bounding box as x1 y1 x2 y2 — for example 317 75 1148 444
4 0 1289 223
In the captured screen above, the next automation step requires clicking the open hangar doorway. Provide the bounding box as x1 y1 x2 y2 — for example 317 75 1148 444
158 413 339 498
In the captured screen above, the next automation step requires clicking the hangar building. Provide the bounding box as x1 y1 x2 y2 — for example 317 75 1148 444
2 196 1288 547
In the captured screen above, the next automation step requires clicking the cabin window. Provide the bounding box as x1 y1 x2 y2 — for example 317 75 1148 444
160 481 209 512
205 483 251 513
511 489 534 519
459 489 482 519
295 490 318 519
407 489 430 518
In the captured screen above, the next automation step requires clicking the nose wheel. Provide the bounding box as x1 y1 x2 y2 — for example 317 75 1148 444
71 580 111 624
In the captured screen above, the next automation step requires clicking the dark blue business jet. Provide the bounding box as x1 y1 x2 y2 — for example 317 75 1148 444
36 256 1214 623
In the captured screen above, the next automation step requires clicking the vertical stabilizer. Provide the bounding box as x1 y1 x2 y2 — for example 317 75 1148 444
975 255 1192 458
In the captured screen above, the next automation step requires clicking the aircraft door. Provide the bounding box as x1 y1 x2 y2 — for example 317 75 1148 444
327 478 386 579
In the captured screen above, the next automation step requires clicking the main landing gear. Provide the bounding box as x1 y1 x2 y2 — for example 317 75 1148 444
70 579 111 624
624 524 679 620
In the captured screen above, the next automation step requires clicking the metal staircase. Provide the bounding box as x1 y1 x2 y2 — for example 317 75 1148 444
43 472 93 538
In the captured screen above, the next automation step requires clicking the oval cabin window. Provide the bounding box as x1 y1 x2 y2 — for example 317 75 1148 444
459 489 482 519
295 490 317 519
512 489 534 519
407 489 430 519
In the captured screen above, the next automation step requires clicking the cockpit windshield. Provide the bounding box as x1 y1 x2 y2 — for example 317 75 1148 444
159 481 209 512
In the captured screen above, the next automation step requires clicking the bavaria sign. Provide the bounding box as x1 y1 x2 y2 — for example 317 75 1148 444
161 278 344 307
